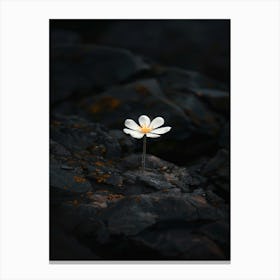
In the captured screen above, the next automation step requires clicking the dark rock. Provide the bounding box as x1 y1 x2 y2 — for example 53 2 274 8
199 221 230 257
50 139 71 157
158 67 227 93
108 129 136 155
51 115 121 159
60 164 74 170
51 63 228 165
194 88 229 113
137 171 175 191
50 159 92 193
202 149 230 198
51 44 149 103
50 226 100 260
67 76 224 164
132 227 225 260
165 92 220 135
49 40 230 260
50 108 229 261
96 20 230 83
51 29 81 46
78 78 192 141
74 188 226 259
219 122 230 149
202 149 229 176
205 190 226 207
158 68 227 135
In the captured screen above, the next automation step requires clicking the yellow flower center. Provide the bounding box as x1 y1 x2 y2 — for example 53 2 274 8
140 126 152 134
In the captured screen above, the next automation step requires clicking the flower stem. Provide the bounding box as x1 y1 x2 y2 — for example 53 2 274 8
142 135 146 172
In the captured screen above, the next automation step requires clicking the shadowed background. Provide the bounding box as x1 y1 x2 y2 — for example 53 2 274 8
51 20 230 84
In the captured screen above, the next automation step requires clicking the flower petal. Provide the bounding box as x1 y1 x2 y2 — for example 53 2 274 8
129 130 144 139
123 128 134 134
124 128 144 139
146 133 161 138
150 117 164 129
151 126 171 135
124 119 140 130
138 115 151 127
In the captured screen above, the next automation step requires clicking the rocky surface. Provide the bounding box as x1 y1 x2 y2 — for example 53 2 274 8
50 116 229 260
50 29 230 260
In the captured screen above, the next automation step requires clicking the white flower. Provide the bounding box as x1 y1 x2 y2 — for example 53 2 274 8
123 115 171 139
